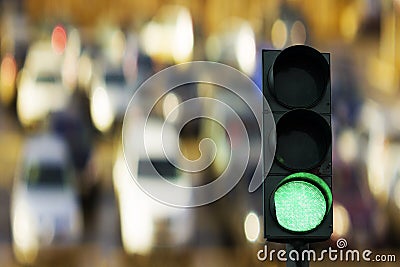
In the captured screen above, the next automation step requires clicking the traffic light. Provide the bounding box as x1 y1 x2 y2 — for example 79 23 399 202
263 45 332 242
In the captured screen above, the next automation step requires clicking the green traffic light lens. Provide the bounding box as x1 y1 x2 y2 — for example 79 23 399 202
273 173 331 233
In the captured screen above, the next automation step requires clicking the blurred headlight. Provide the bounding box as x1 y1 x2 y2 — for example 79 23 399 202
162 92 180 123
235 23 256 76
90 86 115 132
12 201 39 261
332 202 351 239
17 85 45 126
173 8 193 63
244 211 260 242
0 54 17 105
119 189 154 255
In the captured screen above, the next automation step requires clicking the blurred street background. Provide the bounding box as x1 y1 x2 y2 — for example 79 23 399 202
1 0 400 266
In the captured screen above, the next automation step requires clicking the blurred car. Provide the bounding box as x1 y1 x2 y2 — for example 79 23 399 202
11 134 83 264
113 117 193 254
89 64 134 133
198 86 263 244
49 110 98 201
199 86 261 178
16 41 70 127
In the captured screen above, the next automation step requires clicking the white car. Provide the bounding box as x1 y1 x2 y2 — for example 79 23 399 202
11 134 83 264
200 87 262 177
113 117 194 254
90 66 134 133
17 41 70 127
199 87 264 243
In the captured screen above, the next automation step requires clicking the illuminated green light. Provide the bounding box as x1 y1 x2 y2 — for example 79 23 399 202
274 173 331 232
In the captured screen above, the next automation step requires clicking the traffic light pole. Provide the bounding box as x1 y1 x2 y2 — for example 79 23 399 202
286 242 310 267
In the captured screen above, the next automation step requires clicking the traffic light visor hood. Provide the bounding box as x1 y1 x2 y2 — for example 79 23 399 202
268 45 330 108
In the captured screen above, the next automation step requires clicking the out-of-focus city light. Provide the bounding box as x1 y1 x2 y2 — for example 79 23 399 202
112 152 127 198
109 29 126 66
337 129 358 164
271 19 288 49
367 139 387 201
235 23 256 75
340 5 359 42
205 35 221 61
0 54 17 105
244 211 260 242
290 20 307 45
12 201 39 264
113 153 154 255
173 8 194 63
163 92 180 123
140 6 193 63
367 56 398 94
141 23 159 58
0 55 16 87
332 202 351 239
119 184 154 255
361 102 388 202
90 86 114 132
204 18 255 74
52 25 67 54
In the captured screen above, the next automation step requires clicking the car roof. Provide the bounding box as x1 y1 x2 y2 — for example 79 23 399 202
24 41 63 74
125 117 178 159
23 134 69 166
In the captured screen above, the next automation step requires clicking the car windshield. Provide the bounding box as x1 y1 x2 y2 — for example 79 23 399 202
105 72 125 85
26 163 68 188
35 73 61 83
137 159 178 178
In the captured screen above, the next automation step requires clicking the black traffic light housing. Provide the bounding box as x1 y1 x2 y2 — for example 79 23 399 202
263 45 332 243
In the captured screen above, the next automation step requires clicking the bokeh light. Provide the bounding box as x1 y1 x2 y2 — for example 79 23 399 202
51 25 67 54
271 19 288 49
